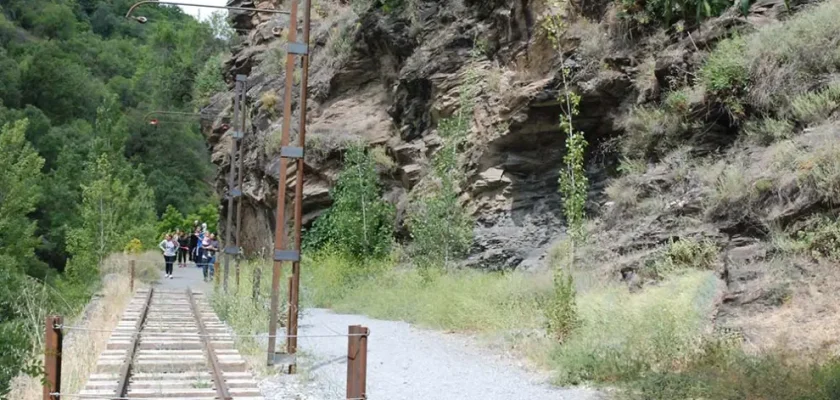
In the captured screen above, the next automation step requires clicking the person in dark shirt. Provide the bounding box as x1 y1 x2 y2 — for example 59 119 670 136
188 227 199 263
177 230 190 268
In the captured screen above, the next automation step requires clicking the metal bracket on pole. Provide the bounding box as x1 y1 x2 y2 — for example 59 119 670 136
273 250 301 262
224 246 241 255
280 146 304 159
287 42 309 55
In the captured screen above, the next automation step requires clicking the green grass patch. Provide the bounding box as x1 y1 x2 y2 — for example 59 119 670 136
551 271 721 384
628 346 840 399
301 250 551 332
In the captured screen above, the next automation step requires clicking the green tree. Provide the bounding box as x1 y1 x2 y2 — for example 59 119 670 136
0 49 21 108
192 52 227 108
0 120 45 265
157 204 186 237
185 203 220 234
539 9 585 341
66 155 156 282
307 144 395 258
0 120 46 396
407 67 478 272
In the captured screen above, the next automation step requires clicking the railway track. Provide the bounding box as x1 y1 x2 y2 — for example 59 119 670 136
79 288 263 399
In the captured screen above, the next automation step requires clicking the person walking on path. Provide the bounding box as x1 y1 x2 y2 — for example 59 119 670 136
201 233 219 282
177 230 190 268
188 225 199 263
195 228 205 269
158 233 178 279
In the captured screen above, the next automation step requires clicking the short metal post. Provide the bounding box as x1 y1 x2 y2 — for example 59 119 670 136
214 260 221 287
236 261 241 291
129 260 135 291
43 315 63 400
346 325 369 400
252 268 261 304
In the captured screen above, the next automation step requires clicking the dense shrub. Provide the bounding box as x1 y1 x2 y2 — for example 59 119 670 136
700 1 840 115
305 144 395 259
616 0 730 27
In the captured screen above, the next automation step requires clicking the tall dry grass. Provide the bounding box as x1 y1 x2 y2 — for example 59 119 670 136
7 252 154 400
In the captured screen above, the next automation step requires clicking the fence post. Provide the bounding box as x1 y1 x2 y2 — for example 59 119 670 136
346 325 369 400
43 315 63 400
214 260 221 287
129 259 135 292
235 260 241 292
252 268 261 304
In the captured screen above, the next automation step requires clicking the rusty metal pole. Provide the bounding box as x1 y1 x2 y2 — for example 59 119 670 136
214 260 221 287
267 0 300 366
346 325 369 400
43 316 62 400
253 267 262 304
235 75 247 292
129 259 135 292
286 0 312 364
223 76 245 293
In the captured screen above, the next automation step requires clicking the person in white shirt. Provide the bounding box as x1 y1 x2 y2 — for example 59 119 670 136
158 233 178 279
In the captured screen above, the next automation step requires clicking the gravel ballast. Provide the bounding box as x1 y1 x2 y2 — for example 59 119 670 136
260 308 602 400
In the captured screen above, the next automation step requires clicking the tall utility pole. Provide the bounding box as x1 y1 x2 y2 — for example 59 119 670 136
266 0 312 372
222 75 247 292
235 75 247 291
126 0 311 373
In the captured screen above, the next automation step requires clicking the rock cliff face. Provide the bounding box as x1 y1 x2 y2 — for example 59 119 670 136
204 0 840 359
207 0 623 268
202 0 769 272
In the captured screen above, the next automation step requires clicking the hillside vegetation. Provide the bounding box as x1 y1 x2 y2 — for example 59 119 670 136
0 1 224 396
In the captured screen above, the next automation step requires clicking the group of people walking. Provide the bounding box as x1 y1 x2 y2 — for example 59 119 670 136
158 220 220 282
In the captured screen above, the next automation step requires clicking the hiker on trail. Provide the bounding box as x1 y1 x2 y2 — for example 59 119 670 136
201 233 219 282
188 226 199 262
158 233 178 279
194 227 205 267
177 229 190 268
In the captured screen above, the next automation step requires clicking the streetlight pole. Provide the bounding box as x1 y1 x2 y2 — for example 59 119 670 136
127 0 313 372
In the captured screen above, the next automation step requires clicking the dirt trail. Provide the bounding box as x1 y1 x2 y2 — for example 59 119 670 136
260 309 602 400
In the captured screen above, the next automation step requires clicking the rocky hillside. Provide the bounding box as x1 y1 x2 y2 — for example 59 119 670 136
205 0 840 354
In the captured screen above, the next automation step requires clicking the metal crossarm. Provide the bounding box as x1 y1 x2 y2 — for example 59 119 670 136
280 146 304 159
274 250 301 262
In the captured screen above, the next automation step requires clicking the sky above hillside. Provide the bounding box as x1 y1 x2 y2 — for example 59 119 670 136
178 0 227 20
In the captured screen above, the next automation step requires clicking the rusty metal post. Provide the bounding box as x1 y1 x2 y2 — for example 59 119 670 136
235 74 247 293
214 260 221 287
129 259 135 292
43 316 62 400
252 267 262 304
346 325 369 400
267 0 300 366
287 0 312 361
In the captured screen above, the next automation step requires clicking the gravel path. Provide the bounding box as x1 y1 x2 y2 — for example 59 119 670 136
261 309 602 400
153 260 212 292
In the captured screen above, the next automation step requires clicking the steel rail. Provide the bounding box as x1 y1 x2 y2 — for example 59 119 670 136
187 289 232 400
125 0 290 18
115 288 153 399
